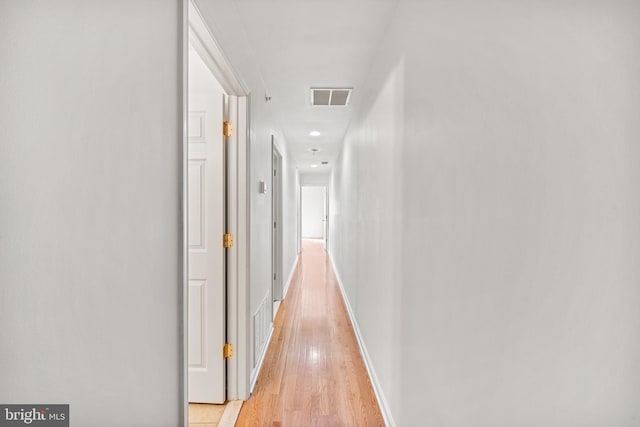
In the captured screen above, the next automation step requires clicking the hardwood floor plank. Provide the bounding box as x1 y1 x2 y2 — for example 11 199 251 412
236 240 385 427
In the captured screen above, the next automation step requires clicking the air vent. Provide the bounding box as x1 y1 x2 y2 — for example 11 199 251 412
310 87 352 106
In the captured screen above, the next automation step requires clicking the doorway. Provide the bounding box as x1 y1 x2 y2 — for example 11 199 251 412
185 0 251 413
301 186 328 248
187 42 227 404
271 140 283 317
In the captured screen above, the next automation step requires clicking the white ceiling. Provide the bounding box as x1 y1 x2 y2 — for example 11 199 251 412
230 0 399 174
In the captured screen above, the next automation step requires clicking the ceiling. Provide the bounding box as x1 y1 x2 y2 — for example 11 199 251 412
229 0 399 174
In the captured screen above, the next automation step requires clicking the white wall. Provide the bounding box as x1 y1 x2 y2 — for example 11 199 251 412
299 172 330 187
301 187 326 239
329 54 404 425
280 145 299 295
330 1 640 426
0 1 183 426
193 0 299 383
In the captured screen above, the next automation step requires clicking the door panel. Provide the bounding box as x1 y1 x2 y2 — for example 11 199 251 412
188 161 205 249
188 90 225 404
188 279 206 367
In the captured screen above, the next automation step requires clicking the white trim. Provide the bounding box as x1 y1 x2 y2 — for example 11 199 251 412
328 251 396 427
224 94 239 400
282 254 299 301
297 173 302 254
249 326 274 393
300 184 329 246
187 0 251 401
271 139 284 304
323 187 329 250
180 1 189 426
188 2 248 96
235 95 250 400
224 95 250 400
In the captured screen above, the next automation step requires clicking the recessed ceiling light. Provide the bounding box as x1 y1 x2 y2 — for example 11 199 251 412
309 131 320 137
311 164 319 168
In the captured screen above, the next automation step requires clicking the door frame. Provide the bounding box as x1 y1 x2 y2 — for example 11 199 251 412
296 172 302 254
300 184 329 243
271 139 283 307
323 186 329 250
183 0 251 415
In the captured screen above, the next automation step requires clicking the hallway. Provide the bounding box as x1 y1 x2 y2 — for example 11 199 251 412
236 240 384 426
4 2 639 425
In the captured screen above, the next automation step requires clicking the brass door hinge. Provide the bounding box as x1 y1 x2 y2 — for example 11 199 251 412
223 121 233 137
223 343 233 359
223 233 234 248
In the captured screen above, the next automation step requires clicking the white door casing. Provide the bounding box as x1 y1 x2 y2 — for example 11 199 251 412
188 0 251 401
323 187 329 250
187 88 226 404
301 186 326 239
272 141 283 303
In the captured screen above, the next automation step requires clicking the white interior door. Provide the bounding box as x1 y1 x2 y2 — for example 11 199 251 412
187 85 226 403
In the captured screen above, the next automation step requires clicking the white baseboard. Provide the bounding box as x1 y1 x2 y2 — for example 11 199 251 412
328 251 396 427
282 254 299 301
249 255 299 394
249 325 273 394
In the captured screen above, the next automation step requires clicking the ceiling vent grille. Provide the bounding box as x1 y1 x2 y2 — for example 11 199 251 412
310 88 352 106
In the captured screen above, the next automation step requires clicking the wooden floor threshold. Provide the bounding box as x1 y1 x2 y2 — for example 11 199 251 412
189 400 242 427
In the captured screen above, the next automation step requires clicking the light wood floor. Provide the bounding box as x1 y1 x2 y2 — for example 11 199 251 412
236 239 385 426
